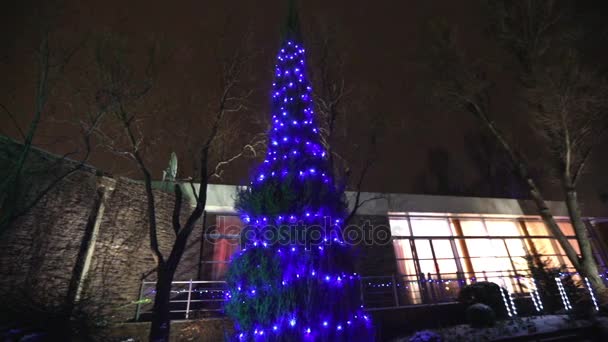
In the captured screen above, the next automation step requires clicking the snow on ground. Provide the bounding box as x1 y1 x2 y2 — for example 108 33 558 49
395 315 595 342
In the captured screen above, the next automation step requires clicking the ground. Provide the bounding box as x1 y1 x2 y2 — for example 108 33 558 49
395 315 608 342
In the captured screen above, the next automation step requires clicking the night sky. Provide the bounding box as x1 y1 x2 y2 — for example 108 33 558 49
2 1 608 205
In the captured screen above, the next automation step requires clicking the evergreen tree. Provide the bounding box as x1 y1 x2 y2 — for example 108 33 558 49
224 3 374 341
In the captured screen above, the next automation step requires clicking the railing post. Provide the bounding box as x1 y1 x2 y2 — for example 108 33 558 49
185 279 193 319
392 274 399 307
135 279 145 321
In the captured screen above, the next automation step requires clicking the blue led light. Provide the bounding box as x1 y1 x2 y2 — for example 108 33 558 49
225 21 373 341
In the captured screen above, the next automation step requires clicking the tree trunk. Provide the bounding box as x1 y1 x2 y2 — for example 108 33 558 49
474 113 582 271
149 266 174 342
563 179 607 299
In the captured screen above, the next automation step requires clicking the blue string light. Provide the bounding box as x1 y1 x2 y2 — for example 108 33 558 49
224 15 374 339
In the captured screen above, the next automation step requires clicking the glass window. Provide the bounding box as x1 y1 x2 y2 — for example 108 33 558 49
465 238 493 257
418 259 437 275
391 215 582 304
410 218 452 236
505 238 527 257
489 239 509 257
511 256 529 270
525 221 550 236
432 240 454 259
415 240 434 259
469 257 512 273
436 259 458 274
527 238 559 255
201 215 243 280
569 239 581 255
389 218 410 236
395 259 417 276
554 239 581 255
460 220 487 236
558 222 575 237
393 239 413 259
485 220 522 236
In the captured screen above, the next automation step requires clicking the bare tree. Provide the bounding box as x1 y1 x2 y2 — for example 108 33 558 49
422 20 593 291
92 32 253 341
308 22 384 223
424 0 608 299
492 0 608 299
0 4 97 234
527 54 608 295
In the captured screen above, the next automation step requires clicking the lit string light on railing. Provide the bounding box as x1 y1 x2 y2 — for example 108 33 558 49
499 287 513 317
506 286 518 316
584 277 599 312
555 277 572 311
526 278 543 313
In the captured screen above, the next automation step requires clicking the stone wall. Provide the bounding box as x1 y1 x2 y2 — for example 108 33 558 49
82 177 204 321
0 168 100 307
0 144 205 322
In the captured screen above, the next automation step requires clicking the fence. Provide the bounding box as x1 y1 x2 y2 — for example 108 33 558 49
134 270 605 321
360 269 605 313
134 280 227 321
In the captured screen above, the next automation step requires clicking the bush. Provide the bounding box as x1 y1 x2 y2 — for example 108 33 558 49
408 330 442 342
466 303 496 328
526 254 588 316
458 282 507 318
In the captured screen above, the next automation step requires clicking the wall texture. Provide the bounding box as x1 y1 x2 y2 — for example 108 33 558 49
0 167 100 306
0 146 205 323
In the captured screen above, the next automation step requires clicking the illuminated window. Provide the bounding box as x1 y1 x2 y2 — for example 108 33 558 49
200 214 243 280
460 220 486 236
525 221 550 236
410 218 453 236
558 222 575 236
389 215 583 303
485 220 522 236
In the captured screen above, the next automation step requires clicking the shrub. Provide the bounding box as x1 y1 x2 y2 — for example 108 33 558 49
408 330 442 342
458 282 507 318
525 253 599 318
466 303 496 328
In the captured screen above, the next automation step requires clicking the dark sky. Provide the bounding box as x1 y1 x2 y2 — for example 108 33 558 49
2 0 608 206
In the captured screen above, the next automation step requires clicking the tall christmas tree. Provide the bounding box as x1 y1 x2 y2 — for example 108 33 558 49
225 3 374 341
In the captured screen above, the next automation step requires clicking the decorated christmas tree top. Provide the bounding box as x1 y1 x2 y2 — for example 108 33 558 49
236 3 346 231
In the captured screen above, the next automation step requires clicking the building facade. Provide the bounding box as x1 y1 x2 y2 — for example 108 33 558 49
2 140 608 328
192 184 608 309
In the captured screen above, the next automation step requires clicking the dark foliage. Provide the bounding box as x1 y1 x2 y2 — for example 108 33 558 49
465 303 496 328
457 282 508 319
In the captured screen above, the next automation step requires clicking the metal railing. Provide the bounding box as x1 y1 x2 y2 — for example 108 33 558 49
360 269 606 313
360 272 509 310
134 280 227 321
134 270 606 321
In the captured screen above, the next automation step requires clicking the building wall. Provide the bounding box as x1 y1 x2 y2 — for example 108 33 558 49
0 168 100 306
0 167 204 322
82 177 204 321
2 139 607 324
351 214 397 277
